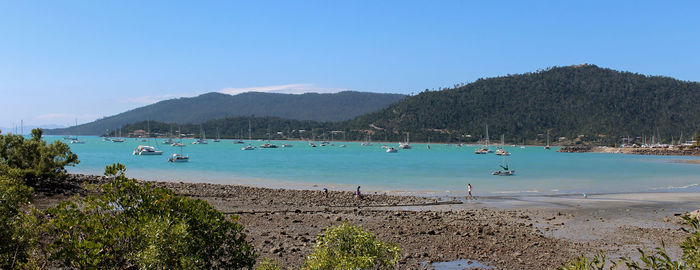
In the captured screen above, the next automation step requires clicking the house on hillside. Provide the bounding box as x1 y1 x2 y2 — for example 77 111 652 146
131 130 147 137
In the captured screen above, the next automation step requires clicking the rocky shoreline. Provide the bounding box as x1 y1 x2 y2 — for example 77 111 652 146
33 174 696 269
558 145 700 156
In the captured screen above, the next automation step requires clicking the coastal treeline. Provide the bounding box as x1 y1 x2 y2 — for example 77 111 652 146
114 65 699 145
0 129 401 269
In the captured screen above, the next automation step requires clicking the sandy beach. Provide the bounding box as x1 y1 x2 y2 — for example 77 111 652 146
34 174 700 269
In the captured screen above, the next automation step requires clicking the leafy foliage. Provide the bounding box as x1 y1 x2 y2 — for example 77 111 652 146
45 163 257 269
558 251 615 270
256 258 282 270
0 174 43 269
303 222 401 270
0 128 79 186
46 91 406 135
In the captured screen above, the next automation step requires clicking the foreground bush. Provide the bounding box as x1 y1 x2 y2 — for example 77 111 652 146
559 216 700 269
303 222 401 270
0 129 79 186
45 163 257 269
0 174 43 269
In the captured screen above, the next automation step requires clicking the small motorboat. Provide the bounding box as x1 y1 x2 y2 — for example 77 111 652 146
241 145 256 151
259 143 279 148
282 144 293 148
495 148 511 156
475 147 490 154
171 142 185 147
386 147 398 153
112 138 125 143
168 153 189 162
70 140 85 144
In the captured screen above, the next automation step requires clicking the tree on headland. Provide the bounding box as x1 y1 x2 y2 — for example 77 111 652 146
0 128 79 187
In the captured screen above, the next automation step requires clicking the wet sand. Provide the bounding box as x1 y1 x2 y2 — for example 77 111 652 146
34 175 700 269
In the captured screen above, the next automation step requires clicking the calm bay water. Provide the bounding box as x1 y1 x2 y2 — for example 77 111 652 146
53 136 700 196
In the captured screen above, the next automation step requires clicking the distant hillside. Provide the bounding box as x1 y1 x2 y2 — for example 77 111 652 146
343 64 700 144
45 91 406 135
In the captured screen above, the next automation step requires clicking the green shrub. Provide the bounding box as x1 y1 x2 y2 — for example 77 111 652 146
0 129 79 186
303 222 401 270
0 174 43 269
256 258 282 270
45 163 256 269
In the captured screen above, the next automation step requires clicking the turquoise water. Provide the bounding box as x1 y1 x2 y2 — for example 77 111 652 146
52 136 700 196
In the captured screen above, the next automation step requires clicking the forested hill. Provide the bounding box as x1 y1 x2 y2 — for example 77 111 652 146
343 64 700 144
45 91 406 135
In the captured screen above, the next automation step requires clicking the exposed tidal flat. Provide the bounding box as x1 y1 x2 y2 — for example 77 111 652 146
42 135 700 268
35 174 700 269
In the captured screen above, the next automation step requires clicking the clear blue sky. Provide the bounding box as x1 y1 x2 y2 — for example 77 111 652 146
1 0 698 129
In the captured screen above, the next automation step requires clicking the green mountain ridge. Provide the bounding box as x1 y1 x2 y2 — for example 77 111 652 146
341 64 700 144
54 65 700 144
45 91 406 135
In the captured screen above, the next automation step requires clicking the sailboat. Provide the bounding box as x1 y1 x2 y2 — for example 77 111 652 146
171 127 185 147
193 125 208 144
112 128 125 143
492 156 515 176
169 132 189 162
495 135 511 155
475 124 492 154
213 128 221 142
242 120 255 150
399 132 412 149
544 130 551 150
233 131 245 144
361 134 372 146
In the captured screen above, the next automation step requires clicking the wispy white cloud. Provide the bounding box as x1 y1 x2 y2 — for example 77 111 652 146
219 83 347 95
34 113 99 126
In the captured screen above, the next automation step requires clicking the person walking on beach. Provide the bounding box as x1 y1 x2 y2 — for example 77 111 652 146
323 188 329 198
355 186 362 200
467 183 474 200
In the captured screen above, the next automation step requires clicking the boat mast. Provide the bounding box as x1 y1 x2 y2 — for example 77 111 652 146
485 124 490 146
